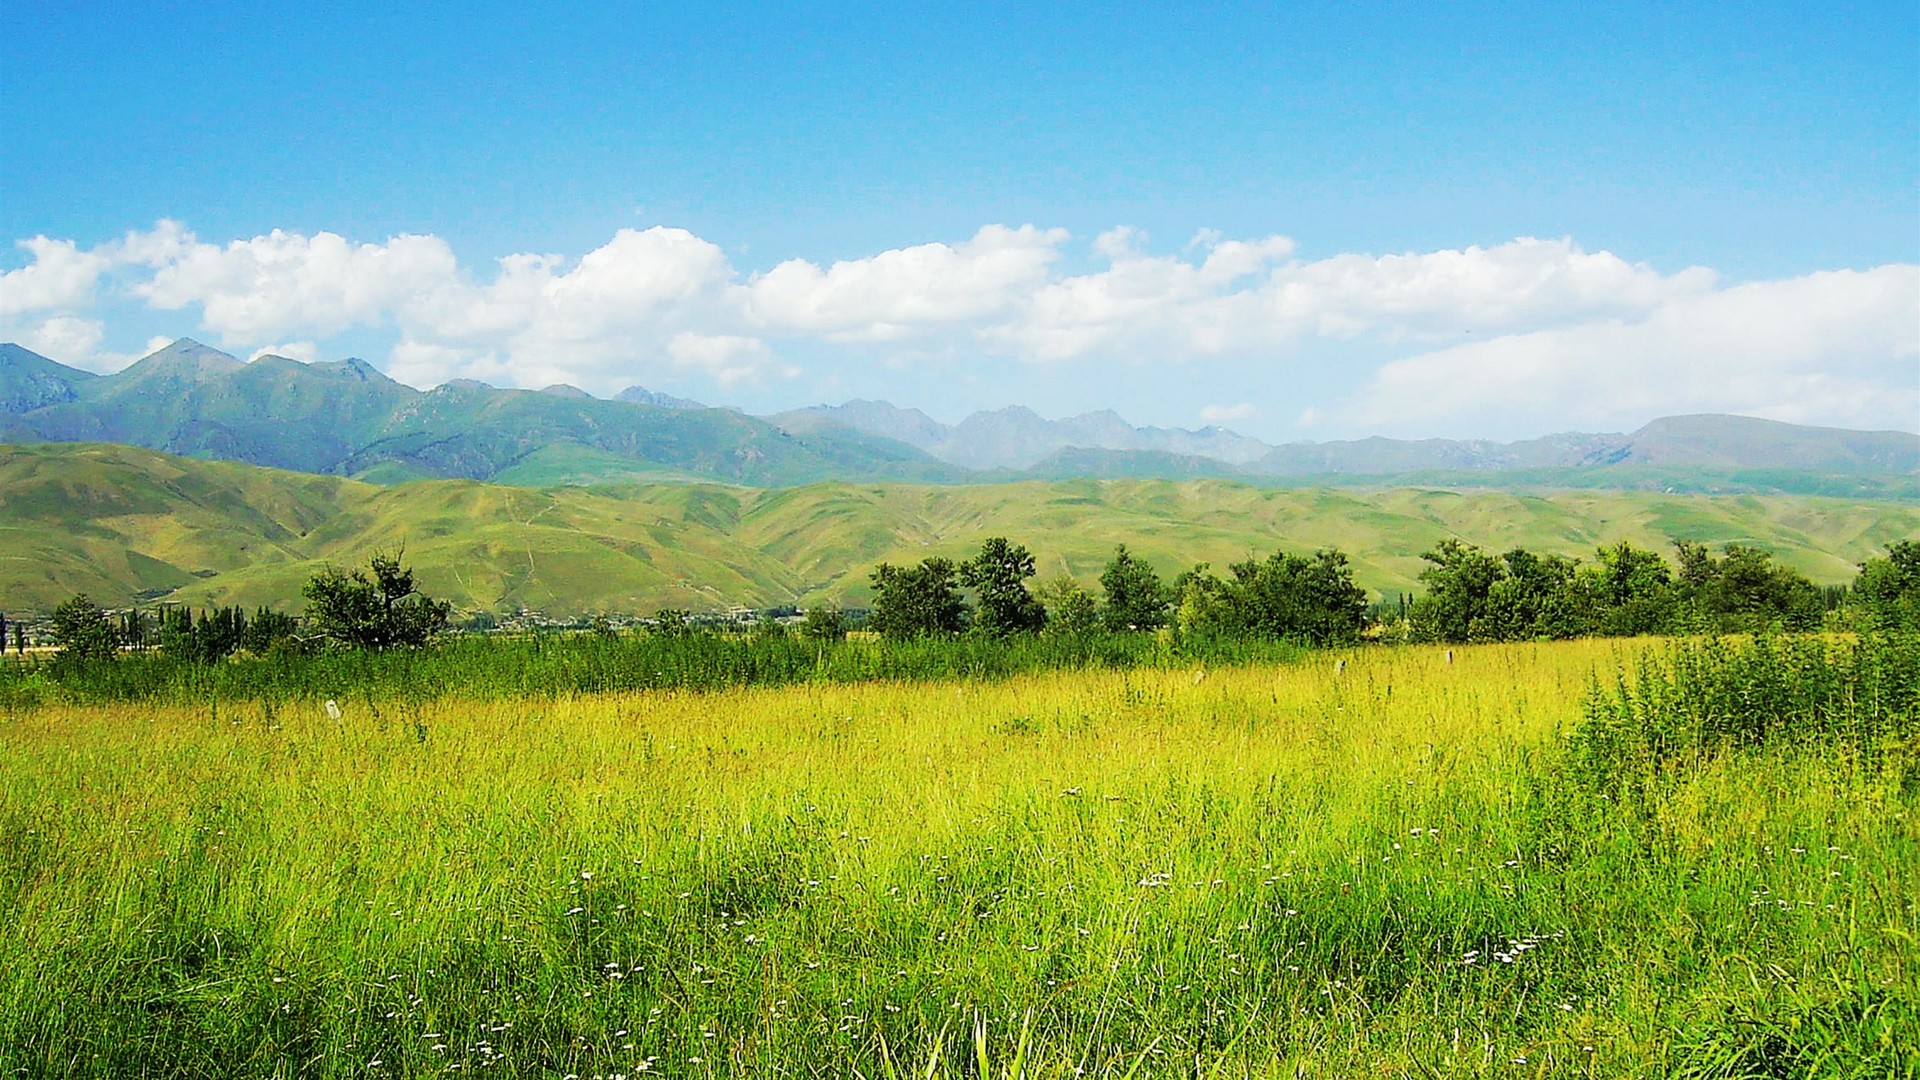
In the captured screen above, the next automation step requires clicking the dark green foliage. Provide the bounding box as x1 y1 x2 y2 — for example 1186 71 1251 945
1591 541 1673 636
1484 548 1589 641
959 537 1045 636
1098 544 1170 632
302 553 450 650
1407 540 1511 643
868 557 970 639
114 610 147 650
1034 577 1099 635
1851 540 1920 631
48 595 117 662
242 607 300 653
1411 539 1825 643
156 603 298 661
159 605 245 661
799 604 847 642
1411 542 1604 643
1175 549 1368 645
651 609 692 637
1672 542 1822 632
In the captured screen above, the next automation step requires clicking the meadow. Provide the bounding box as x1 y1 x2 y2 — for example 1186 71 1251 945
2 635 1914 1077
7 441 1916 616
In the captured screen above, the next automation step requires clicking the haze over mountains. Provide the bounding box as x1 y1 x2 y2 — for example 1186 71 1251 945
3 339 1916 496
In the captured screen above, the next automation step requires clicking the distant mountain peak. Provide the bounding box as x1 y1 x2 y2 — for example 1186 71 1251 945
793 398 1273 470
540 384 594 399
616 385 706 410
122 338 244 379
1 342 99 412
310 357 398 384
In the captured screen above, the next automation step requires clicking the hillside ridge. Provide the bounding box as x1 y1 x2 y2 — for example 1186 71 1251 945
2 441 1912 617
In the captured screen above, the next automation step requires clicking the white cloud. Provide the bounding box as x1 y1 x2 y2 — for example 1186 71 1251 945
1201 402 1258 423
668 333 790 386
12 314 107 363
0 237 113 317
1344 265 1920 435
249 341 320 364
746 224 1067 342
392 227 745 391
993 235 1709 363
5 219 1914 433
139 228 459 342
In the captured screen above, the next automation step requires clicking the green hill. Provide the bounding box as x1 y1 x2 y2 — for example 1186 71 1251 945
2 443 1912 616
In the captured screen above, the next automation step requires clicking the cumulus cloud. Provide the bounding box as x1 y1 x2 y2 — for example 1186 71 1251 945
1344 265 1920 435
0 237 113 317
139 228 460 341
12 314 107 362
747 224 1067 341
3 218 1914 433
994 234 1714 363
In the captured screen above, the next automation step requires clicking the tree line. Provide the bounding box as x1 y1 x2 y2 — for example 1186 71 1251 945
8 538 1917 666
860 536 1918 645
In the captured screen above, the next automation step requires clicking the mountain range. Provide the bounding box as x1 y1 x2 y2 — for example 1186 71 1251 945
0 340 962 487
3 339 1916 496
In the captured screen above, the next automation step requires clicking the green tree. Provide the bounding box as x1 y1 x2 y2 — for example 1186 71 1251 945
800 603 848 642
302 552 450 650
1035 576 1099 635
960 537 1045 636
1099 544 1170 631
1227 549 1370 645
49 594 118 662
868 557 969 639
1853 540 1920 630
1672 541 1821 631
241 607 301 654
1478 549 1588 641
651 609 691 636
1172 563 1234 636
1173 550 1368 645
1408 540 1506 643
1587 541 1674 636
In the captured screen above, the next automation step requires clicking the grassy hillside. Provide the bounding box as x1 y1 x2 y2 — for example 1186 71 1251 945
2 442 1913 615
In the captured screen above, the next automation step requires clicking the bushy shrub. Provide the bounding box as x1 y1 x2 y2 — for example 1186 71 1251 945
1569 631 1920 793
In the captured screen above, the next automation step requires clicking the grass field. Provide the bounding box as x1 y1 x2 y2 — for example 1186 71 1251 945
6 442 1917 615
2 638 1914 1077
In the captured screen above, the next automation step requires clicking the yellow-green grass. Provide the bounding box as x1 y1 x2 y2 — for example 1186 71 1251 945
6 441 1918 615
1 640 1913 1076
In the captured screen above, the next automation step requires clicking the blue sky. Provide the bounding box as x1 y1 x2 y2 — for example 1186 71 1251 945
4 1 1916 439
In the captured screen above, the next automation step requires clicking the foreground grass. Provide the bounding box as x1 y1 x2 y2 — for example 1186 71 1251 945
1 640 1914 1077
